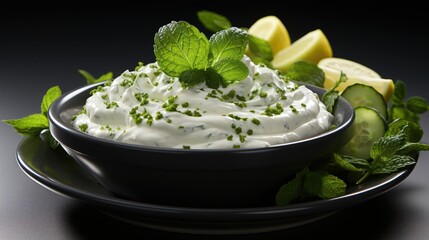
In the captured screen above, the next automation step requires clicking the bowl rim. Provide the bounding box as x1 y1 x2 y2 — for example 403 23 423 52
48 81 355 153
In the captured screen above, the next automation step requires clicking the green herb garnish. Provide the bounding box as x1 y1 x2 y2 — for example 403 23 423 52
78 69 113 84
197 10 232 33
3 85 62 148
154 21 248 89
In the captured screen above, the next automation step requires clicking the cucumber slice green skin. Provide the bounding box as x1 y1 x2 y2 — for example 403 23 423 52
341 83 388 121
339 106 387 159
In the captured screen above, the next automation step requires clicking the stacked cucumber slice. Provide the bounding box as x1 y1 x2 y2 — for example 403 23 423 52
339 83 388 159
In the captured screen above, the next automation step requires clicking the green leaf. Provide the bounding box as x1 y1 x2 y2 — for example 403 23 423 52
391 80 406 106
205 68 225 89
40 85 62 116
397 142 429 156
385 119 423 142
276 168 308 206
40 129 60 149
154 21 210 77
406 96 428 114
322 90 340 113
209 27 248 64
197 10 231 32
3 113 48 136
332 153 369 172
179 69 206 88
304 171 347 199
211 58 249 83
390 106 420 124
370 134 407 160
78 69 113 84
371 155 416 174
285 61 325 88
322 72 347 113
247 34 273 61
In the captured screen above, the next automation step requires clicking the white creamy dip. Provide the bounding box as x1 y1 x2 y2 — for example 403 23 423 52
72 56 334 149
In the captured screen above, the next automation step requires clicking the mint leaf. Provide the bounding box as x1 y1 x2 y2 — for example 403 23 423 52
154 21 249 89
331 153 369 172
205 68 224 89
247 34 273 61
322 72 348 113
397 142 429 155
406 96 428 114
391 80 406 106
78 69 113 84
179 69 207 88
197 10 231 32
390 106 420 123
276 167 346 205
276 168 308 206
41 85 62 116
209 27 248 64
285 61 325 88
304 171 347 199
3 113 48 136
385 119 423 142
322 91 340 113
154 21 210 77
371 155 416 174
370 134 407 160
212 59 248 84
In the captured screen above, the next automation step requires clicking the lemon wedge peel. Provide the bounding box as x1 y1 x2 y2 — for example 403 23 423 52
271 29 333 73
318 58 395 101
247 15 291 55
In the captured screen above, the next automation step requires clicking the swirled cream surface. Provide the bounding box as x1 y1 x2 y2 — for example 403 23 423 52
73 56 334 149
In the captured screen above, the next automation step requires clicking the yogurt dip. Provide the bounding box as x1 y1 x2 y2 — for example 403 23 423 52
72 56 334 149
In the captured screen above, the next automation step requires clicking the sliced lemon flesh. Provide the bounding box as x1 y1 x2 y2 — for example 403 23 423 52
271 29 333 72
247 15 291 55
318 57 395 101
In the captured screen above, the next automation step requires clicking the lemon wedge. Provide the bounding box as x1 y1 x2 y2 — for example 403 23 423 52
271 29 333 72
318 57 395 101
247 15 291 55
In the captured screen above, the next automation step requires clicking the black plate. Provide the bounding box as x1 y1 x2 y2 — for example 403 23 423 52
16 136 415 235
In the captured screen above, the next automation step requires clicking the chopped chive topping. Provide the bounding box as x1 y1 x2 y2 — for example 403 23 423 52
79 123 88 132
239 134 246 142
251 118 260 125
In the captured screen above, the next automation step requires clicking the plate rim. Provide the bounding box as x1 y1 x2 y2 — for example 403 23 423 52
16 136 415 223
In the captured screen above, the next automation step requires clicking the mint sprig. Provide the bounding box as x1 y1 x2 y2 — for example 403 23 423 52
284 61 325 88
154 21 248 89
276 167 347 206
196 11 274 67
3 86 62 148
78 69 113 84
197 10 232 33
322 71 348 113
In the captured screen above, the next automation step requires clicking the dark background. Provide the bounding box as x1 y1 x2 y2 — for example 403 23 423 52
1 1 429 239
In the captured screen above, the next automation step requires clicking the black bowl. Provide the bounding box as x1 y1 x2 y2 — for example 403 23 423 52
48 82 355 208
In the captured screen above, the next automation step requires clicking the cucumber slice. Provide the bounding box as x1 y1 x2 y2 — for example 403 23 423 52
339 106 387 159
341 83 388 120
